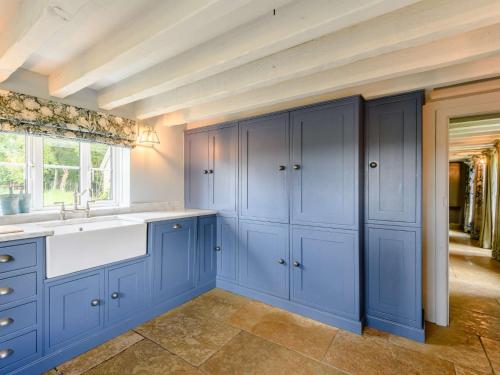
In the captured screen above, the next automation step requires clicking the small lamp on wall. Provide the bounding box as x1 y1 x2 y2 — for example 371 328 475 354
137 122 160 145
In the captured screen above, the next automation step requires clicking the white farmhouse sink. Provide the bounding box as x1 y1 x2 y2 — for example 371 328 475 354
41 216 147 278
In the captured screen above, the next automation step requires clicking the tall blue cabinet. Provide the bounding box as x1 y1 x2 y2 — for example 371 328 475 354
364 91 424 341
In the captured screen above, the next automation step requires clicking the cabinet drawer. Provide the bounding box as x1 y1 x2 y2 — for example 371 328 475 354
0 241 38 274
0 273 37 306
0 301 36 338
0 330 37 370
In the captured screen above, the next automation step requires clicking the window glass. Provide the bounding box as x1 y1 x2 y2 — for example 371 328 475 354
90 143 112 201
43 138 80 206
0 133 25 194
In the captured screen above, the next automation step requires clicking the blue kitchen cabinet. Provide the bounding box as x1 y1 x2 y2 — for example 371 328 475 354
106 260 148 324
151 218 197 303
365 92 422 226
238 220 289 299
239 113 289 223
216 216 238 282
290 97 362 229
185 131 209 209
46 271 104 351
290 225 359 320
198 216 217 286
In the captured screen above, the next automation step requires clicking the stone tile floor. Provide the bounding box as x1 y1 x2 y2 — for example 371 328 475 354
46 230 500 374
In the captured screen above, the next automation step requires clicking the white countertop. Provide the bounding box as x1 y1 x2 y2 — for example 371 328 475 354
0 209 217 243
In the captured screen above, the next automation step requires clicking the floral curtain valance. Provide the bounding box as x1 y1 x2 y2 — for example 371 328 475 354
0 89 136 147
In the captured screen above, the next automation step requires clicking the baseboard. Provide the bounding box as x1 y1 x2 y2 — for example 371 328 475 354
365 314 425 342
217 279 363 334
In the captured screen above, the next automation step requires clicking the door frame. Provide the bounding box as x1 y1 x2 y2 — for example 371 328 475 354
423 89 500 326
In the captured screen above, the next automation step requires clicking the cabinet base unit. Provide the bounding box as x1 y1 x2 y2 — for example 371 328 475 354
365 314 425 342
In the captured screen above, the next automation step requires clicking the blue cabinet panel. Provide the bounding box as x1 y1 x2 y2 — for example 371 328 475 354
0 301 36 338
152 218 196 303
366 226 422 328
0 330 37 370
107 261 147 324
208 125 238 215
365 93 422 226
238 220 289 299
185 131 209 209
0 241 37 274
239 113 289 223
47 272 103 349
0 272 36 306
198 216 217 285
291 226 359 319
216 216 238 282
291 99 361 229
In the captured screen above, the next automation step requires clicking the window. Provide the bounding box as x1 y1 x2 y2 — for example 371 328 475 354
0 133 129 211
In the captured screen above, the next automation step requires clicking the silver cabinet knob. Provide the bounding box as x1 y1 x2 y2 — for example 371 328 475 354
369 161 378 168
293 261 301 267
208 169 214 174
0 287 13 296
293 164 301 170
214 246 221 251
0 255 13 263
90 299 100 306
172 224 182 229
277 258 285 264
278 165 286 171
0 349 13 359
0 317 13 327
111 292 119 299
203 170 209 174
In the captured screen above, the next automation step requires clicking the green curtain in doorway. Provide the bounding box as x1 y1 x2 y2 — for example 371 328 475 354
471 156 485 240
480 150 493 249
491 143 500 261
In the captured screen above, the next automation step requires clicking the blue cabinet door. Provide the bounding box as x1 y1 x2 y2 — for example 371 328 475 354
291 98 361 229
208 125 238 216
238 220 289 299
365 226 422 328
151 218 196 303
239 113 289 223
291 226 359 319
185 131 209 209
365 93 422 226
107 260 147 323
198 216 217 285
47 271 103 350
216 216 238 282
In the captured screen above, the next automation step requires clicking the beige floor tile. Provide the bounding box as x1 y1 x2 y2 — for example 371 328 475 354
324 330 455 375
450 308 500 341
388 323 492 374
85 339 201 375
450 291 500 318
227 300 274 331
135 307 240 366
481 336 500 374
201 331 343 375
55 331 143 375
455 365 489 375
247 308 338 360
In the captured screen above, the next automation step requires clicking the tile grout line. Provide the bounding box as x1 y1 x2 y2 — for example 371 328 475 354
478 335 496 375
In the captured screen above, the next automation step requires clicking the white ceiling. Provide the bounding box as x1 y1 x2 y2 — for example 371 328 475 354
2 0 500 126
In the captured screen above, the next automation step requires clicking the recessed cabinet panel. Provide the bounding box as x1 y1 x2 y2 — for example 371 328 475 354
366 96 421 225
216 216 238 282
291 100 360 228
238 220 289 298
366 226 422 328
185 131 209 209
199 216 217 285
240 114 289 223
291 226 359 319
208 126 238 215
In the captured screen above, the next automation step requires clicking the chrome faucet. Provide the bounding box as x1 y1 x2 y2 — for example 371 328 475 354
55 189 95 220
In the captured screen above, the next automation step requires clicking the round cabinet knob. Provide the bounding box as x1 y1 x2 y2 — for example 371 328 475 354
277 258 285 264
90 299 100 307
0 255 13 263
172 224 182 229
203 170 209 174
111 292 119 299
214 246 221 252
369 161 378 168
0 287 13 296
208 169 214 174
278 165 286 171
293 164 301 170
293 261 301 267
0 317 13 327
0 349 13 359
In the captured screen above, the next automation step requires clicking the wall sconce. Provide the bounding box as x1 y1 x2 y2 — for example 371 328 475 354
137 124 160 145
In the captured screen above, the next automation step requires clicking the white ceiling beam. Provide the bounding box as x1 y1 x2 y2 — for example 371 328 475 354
152 50 500 126
98 0 420 110
48 0 274 98
0 0 87 82
134 0 500 118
